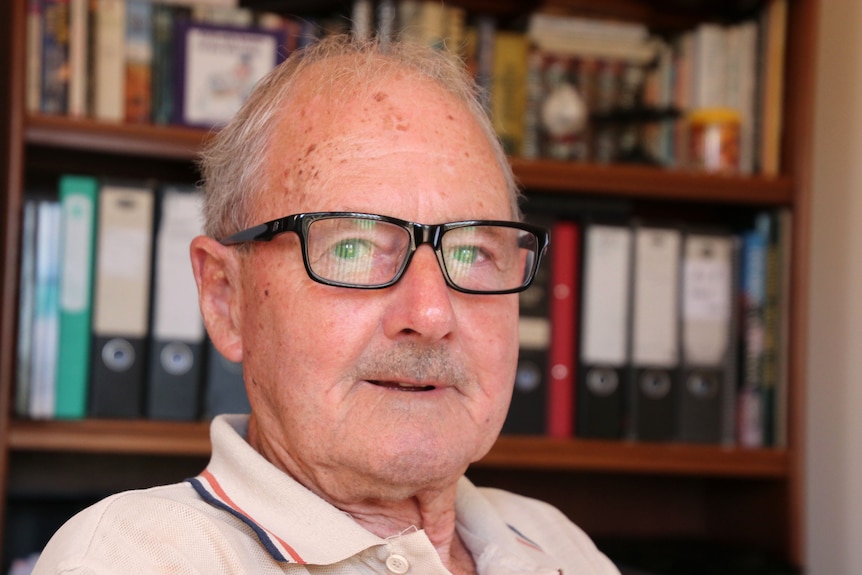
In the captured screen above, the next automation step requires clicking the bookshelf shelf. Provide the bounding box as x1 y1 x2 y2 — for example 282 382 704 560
511 157 794 205
6 419 788 478
7 419 211 456
483 435 789 478
24 115 793 205
25 115 210 161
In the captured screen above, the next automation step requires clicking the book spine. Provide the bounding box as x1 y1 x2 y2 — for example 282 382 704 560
737 227 767 447
92 0 126 122
758 0 788 176
757 211 781 446
29 201 62 419
474 15 496 114
40 0 70 115
125 0 154 123
67 0 88 117
491 32 528 156
547 220 579 438
15 200 39 417
55 175 99 419
26 0 44 114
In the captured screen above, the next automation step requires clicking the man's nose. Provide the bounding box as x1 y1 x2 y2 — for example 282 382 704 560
381 245 457 341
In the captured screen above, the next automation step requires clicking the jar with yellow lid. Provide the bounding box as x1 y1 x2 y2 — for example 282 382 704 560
688 107 741 173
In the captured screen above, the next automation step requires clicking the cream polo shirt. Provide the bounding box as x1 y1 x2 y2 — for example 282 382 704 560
33 414 620 575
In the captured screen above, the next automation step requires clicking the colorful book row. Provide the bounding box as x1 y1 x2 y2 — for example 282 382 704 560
502 210 792 448
485 2 788 175
27 0 788 176
16 175 250 421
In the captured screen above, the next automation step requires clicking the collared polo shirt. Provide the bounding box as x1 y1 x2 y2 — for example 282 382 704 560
33 415 619 575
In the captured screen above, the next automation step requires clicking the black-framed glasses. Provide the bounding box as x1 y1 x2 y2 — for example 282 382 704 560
219 212 550 294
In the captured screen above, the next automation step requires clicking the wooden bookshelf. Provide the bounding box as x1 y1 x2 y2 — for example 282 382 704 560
5 418 789 478
0 0 817 569
25 115 211 161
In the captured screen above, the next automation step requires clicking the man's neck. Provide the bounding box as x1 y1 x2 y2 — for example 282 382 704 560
344 490 477 575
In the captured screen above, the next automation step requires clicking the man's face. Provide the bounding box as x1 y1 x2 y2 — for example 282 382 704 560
234 66 519 502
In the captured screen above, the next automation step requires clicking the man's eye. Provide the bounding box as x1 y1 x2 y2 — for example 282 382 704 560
332 239 372 260
449 245 480 265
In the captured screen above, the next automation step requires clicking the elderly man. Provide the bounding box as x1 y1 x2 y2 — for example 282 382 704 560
33 36 619 575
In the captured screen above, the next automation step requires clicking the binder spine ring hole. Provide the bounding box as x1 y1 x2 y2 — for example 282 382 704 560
102 339 136 372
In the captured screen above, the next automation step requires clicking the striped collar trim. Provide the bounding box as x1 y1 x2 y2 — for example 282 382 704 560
508 524 544 552
187 469 305 564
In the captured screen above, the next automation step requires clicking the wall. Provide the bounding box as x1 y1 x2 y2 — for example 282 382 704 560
806 0 862 573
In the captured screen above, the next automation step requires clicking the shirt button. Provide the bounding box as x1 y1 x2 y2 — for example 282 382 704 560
385 554 409 574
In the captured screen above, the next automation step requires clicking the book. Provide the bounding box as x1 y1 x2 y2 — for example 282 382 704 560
442 5 465 57
40 0 70 115
773 208 792 448
29 200 62 419
91 0 126 122
491 32 529 156
191 4 253 27
577 223 631 439
172 21 285 128
55 175 99 420
146 185 206 421
726 21 759 174
125 0 154 124
527 14 657 66
690 23 728 110
15 199 39 417
89 180 155 418
627 224 681 442
521 46 544 159
151 3 192 125
678 231 737 444
758 0 788 176
474 15 496 114
756 210 784 446
25 0 43 114
547 219 579 438
350 0 373 40
67 0 88 117
738 226 767 447
527 13 650 46
375 0 396 45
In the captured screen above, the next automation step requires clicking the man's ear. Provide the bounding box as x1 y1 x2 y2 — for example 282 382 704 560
190 235 243 363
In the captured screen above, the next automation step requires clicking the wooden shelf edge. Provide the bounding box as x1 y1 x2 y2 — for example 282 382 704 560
7 419 788 478
7 419 212 456
511 157 795 205
478 435 790 478
25 115 211 161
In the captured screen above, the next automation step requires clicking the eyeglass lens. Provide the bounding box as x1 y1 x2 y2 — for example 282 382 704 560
304 217 536 291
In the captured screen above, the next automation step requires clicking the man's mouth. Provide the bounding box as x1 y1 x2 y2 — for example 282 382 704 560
368 380 437 392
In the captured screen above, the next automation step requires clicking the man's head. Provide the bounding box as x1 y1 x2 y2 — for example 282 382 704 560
191 36 544 505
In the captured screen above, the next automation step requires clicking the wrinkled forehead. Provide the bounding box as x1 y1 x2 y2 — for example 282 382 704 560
258 57 510 216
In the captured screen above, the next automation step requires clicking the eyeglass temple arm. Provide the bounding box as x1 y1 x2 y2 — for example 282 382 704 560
218 223 273 245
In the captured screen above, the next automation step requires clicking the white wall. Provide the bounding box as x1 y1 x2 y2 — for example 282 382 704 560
806 0 862 573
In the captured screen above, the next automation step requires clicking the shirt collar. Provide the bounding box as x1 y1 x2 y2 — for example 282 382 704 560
189 414 560 574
